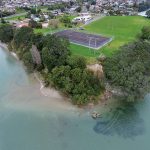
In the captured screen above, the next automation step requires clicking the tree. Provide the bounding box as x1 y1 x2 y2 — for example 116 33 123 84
138 2 150 12
76 0 84 5
138 26 150 40
13 26 34 51
146 10 150 18
60 15 72 28
32 33 44 51
29 19 42 29
22 51 34 71
75 6 82 13
42 35 70 72
1 17 6 24
50 65 103 105
86 4 90 11
48 12 55 19
67 55 86 69
30 8 37 14
104 40 150 102
0 24 14 43
48 19 59 29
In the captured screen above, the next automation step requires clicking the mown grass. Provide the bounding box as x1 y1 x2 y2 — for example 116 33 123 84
34 16 150 61
70 43 100 57
34 27 52 34
85 16 150 56
70 16 150 58
6 14 26 21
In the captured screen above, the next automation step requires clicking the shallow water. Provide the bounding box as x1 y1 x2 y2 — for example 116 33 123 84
0 47 150 150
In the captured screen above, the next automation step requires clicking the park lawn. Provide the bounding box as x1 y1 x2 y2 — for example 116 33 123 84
6 14 26 21
34 28 52 34
70 43 100 57
34 27 65 35
70 43 101 63
84 16 150 56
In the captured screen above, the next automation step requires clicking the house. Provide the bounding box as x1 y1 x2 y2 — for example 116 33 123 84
16 22 29 28
138 10 149 17
72 15 92 23
42 22 49 28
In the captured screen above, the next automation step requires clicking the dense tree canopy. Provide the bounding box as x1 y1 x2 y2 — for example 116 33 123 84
67 55 86 69
139 26 150 40
60 15 72 28
50 65 103 105
104 40 150 101
42 35 70 72
0 24 14 43
29 19 42 29
0 24 104 105
146 10 150 18
13 26 34 50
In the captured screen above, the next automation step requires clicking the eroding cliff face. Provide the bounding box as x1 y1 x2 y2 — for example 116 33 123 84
87 64 104 79
30 45 42 65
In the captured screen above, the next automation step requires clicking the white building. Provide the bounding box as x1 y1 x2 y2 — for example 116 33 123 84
72 15 92 23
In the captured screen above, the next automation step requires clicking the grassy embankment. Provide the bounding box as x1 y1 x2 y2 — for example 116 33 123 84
5 14 26 21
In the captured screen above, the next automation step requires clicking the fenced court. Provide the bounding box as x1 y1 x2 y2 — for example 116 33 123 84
54 30 112 49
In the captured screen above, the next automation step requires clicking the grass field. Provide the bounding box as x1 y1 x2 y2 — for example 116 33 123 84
71 16 150 58
70 44 100 57
70 43 101 63
34 28 53 34
85 16 150 56
6 14 26 21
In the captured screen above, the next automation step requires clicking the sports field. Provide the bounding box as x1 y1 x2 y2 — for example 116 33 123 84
71 16 150 57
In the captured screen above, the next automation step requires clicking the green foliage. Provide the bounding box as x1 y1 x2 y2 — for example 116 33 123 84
138 2 150 12
30 8 37 14
138 26 150 40
47 3 67 11
13 26 34 50
75 6 82 13
11 27 36 71
146 10 150 18
60 15 72 28
22 51 34 71
67 55 86 69
85 16 150 57
48 19 59 29
0 22 103 105
0 10 15 17
1 18 6 24
0 24 14 43
42 34 70 72
50 65 103 105
32 33 44 50
104 40 150 101
29 19 42 29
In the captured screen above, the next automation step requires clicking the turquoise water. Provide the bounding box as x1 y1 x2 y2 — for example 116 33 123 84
0 47 150 150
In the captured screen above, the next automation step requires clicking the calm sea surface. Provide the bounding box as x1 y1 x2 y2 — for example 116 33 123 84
0 47 150 150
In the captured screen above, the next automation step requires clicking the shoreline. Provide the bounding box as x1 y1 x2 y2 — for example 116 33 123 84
0 42 19 60
0 42 110 115
0 42 83 113
0 42 65 98
33 72 67 99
